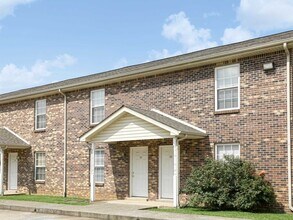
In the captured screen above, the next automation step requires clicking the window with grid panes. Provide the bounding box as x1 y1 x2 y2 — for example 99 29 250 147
35 99 46 130
94 149 105 183
90 89 105 124
216 144 240 160
215 64 240 111
35 152 46 181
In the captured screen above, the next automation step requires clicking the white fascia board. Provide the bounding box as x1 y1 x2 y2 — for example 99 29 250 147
80 108 127 142
80 106 181 142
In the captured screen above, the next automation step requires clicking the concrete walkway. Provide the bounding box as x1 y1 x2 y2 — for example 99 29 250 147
0 199 243 220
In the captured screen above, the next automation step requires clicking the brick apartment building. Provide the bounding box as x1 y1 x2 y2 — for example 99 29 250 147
0 31 293 210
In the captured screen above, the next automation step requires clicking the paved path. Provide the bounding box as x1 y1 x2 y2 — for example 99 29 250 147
0 199 244 220
0 209 93 220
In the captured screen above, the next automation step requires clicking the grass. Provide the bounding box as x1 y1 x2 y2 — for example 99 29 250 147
152 207 293 220
0 194 89 206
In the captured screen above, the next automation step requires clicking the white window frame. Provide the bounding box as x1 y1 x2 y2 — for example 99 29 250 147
90 89 105 125
35 99 46 130
215 143 240 160
94 149 105 184
215 64 240 111
35 152 46 181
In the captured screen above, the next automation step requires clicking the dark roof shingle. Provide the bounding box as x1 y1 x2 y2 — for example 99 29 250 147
1 30 293 102
126 106 206 136
0 127 30 147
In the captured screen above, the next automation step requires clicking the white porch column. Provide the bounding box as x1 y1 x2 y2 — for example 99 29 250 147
173 137 180 208
0 147 4 196
90 143 96 202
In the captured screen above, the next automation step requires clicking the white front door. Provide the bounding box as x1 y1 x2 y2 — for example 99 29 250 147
160 146 174 199
131 147 148 197
8 153 18 190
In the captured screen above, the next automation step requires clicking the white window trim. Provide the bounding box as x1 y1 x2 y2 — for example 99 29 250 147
35 152 46 181
215 64 240 111
90 89 105 125
215 143 240 160
94 149 105 184
35 99 46 130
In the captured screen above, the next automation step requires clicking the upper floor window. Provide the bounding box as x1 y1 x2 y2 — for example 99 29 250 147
35 99 46 130
35 152 46 181
95 149 105 183
90 89 105 124
215 64 240 111
216 143 240 160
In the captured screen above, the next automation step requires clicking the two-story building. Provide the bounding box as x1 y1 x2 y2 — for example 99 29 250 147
0 31 293 210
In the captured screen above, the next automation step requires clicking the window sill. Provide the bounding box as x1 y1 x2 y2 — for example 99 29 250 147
34 129 46 133
214 109 240 115
35 180 45 184
95 183 104 187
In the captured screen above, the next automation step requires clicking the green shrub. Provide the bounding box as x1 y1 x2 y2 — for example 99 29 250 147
183 157 276 211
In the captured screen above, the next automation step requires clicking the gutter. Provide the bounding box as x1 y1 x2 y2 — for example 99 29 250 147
284 43 293 211
58 89 68 198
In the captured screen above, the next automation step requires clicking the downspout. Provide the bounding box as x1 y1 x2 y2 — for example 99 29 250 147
59 89 67 197
178 134 188 142
284 43 293 211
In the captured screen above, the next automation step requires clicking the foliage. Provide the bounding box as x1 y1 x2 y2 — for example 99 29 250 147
183 157 276 211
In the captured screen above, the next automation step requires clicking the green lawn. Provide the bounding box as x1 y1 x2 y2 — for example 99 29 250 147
152 207 293 220
0 195 89 206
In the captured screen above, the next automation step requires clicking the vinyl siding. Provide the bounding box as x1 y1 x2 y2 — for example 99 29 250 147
91 113 171 142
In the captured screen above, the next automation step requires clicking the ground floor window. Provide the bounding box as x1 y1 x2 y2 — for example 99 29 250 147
216 143 240 160
35 152 46 181
95 149 105 183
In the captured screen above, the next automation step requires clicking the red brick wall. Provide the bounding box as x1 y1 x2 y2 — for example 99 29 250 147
0 50 290 210
0 95 65 195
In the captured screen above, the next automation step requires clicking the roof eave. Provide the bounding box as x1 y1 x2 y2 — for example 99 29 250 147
1 38 293 104
0 144 30 149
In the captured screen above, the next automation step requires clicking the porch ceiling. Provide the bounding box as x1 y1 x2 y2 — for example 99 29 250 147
80 106 207 143
0 127 30 149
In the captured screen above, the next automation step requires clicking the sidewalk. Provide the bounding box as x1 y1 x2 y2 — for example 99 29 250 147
0 199 243 220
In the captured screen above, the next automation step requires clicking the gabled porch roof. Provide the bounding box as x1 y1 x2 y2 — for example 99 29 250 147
80 106 207 143
0 127 30 149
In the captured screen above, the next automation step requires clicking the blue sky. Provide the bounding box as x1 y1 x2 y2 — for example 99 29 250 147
0 0 293 93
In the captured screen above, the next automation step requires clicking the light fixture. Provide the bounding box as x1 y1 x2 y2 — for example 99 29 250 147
263 62 274 71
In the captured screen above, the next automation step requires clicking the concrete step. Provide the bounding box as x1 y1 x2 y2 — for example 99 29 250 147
3 190 26 196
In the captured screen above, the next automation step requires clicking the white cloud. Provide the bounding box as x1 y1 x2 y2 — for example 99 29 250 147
113 58 128 69
203 12 220 19
0 0 36 20
149 11 217 61
221 25 254 44
0 54 77 93
237 0 293 32
162 11 217 52
221 0 293 44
